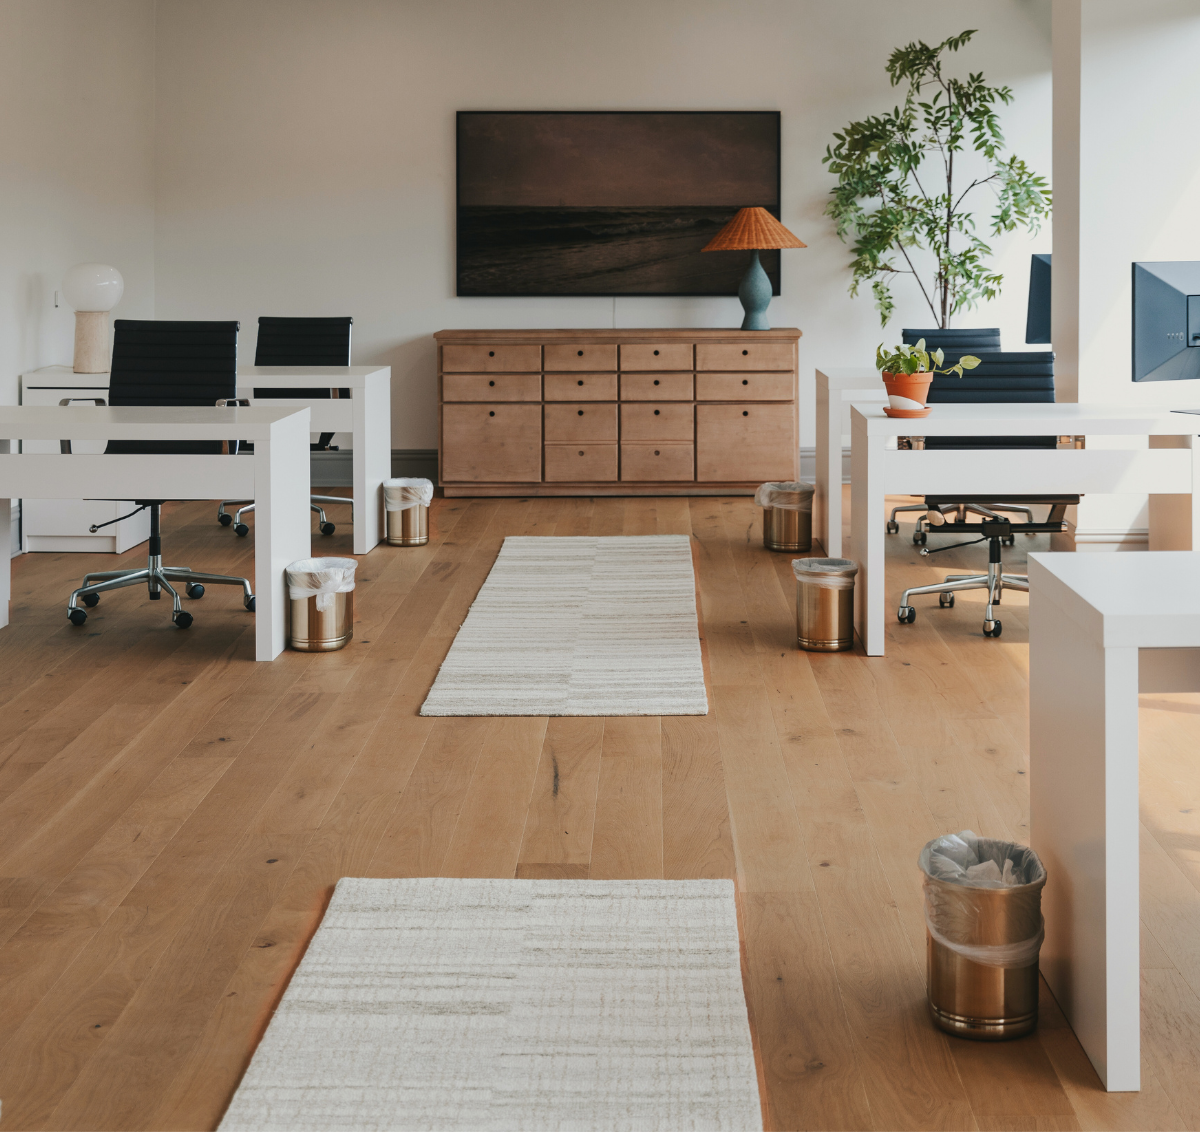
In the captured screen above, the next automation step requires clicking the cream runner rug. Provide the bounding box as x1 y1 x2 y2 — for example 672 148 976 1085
419 535 708 716
219 878 762 1132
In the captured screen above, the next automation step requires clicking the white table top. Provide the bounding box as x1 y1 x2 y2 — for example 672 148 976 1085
851 401 1198 436
1029 551 1200 647
21 365 109 384
237 365 389 388
0 404 309 441
816 366 879 388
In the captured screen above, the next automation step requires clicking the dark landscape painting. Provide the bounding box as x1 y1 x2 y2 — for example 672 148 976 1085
456 111 781 297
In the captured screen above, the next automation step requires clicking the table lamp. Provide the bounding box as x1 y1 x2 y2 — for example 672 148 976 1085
62 263 124 373
701 207 805 330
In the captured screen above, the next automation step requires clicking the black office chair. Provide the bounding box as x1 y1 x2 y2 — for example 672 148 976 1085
887 329 1006 530
891 350 1078 638
217 316 353 537
66 320 256 629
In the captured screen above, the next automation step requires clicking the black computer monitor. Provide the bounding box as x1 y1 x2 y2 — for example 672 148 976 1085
1026 254 1051 344
1133 261 1200 382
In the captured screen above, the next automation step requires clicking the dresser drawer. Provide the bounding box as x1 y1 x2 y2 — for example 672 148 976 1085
544 343 618 372
620 373 693 401
544 402 618 443
696 341 794 371
442 343 541 373
620 402 693 442
544 373 617 401
619 343 693 371
441 403 542 482
443 374 541 402
620 444 694 482
545 444 617 482
695 372 793 401
696 403 795 482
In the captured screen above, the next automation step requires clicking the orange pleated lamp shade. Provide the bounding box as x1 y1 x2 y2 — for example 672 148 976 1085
701 207 806 252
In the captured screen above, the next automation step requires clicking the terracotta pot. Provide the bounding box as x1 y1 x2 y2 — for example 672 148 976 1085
882 370 933 416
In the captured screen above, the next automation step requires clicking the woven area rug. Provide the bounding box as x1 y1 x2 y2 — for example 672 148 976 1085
219 878 762 1132
419 535 708 716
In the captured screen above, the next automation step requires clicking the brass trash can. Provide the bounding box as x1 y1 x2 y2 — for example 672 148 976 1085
792 557 856 651
286 557 357 652
920 831 1047 1041
755 482 813 552
383 477 433 546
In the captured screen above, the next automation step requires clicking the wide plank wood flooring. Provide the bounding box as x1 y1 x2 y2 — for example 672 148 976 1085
0 492 1197 1131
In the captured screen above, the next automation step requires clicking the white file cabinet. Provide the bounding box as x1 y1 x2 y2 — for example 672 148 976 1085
18 366 150 553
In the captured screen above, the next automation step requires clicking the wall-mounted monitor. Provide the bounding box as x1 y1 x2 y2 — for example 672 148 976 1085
1026 253 1051 344
1133 261 1200 382
456 111 781 297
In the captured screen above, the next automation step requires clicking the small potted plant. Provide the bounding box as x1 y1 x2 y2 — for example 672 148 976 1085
876 340 980 418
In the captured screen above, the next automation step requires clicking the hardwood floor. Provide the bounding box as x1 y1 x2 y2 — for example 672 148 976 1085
0 491 1197 1131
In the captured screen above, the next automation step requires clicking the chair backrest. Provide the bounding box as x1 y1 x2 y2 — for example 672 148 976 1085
108 319 239 406
902 327 1002 353
255 317 352 366
925 351 1056 450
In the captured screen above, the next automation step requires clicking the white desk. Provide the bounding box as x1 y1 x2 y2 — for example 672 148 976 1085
1028 551 1200 1091
0 405 311 661
236 366 391 555
850 403 1200 656
815 367 887 556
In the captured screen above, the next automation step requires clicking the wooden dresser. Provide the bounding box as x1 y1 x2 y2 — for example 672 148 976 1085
435 328 801 496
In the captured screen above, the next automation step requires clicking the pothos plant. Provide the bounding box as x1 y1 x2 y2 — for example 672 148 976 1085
876 339 980 377
824 29 1052 328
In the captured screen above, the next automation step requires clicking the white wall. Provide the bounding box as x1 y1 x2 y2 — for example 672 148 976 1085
0 0 156 402
153 0 1053 451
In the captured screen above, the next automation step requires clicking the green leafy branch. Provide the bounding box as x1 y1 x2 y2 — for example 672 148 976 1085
876 339 981 376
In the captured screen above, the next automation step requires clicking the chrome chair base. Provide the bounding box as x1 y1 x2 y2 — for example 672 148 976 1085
217 495 351 537
898 560 1028 639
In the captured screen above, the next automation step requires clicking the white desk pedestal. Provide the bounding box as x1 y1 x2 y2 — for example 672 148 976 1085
1029 551 1200 1091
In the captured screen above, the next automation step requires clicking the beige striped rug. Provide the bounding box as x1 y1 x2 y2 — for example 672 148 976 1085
219 878 762 1132
419 535 708 716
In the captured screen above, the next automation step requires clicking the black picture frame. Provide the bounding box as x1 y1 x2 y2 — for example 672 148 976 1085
456 110 782 298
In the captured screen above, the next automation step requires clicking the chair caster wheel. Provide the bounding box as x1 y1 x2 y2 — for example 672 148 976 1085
186 583 205 599
320 522 336 536
218 513 233 526
886 520 899 534
173 610 193 629
939 593 955 607
983 620 1002 637
68 608 87 626
149 590 161 600
898 605 916 624
244 595 256 612
912 531 926 545
81 592 100 608
234 523 250 537
1002 535 1015 546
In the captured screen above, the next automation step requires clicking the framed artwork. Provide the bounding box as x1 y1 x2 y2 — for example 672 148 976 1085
456 111 781 297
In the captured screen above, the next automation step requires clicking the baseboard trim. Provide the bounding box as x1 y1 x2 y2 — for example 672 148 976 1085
311 449 438 487
1051 525 1150 552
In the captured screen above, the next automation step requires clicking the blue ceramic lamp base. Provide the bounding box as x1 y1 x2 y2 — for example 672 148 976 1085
738 250 773 331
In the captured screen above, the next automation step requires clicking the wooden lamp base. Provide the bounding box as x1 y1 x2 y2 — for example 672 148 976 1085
73 311 110 374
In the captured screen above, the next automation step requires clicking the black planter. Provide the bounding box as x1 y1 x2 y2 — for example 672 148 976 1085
902 327 1002 353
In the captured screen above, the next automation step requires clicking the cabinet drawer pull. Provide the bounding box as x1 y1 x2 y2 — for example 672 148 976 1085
742 349 749 355
489 380 495 386
653 349 660 356
577 409 584 416
578 450 585 456
489 411 495 417
743 411 749 416
654 409 660 415
488 351 495 357
577 380 584 386
577 350 584 356
654 450 660 455
653 379 660 385
742 379 748 385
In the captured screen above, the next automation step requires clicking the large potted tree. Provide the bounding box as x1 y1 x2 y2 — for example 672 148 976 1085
823 30 1051 347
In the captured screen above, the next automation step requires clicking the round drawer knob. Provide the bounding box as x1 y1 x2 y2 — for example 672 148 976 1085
742 349 749 356
743 410 749 416
577 410 584 416
653 349 660 356
742 379 748 385
653 379 660 385
653 409 660 415
489 380 495 386
577 380 584 386
577 350 584 356
578 450 585 456
489 411 495 417
488 351 495 357
654 450 660 456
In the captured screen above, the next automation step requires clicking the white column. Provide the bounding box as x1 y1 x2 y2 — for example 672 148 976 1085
254 409 312 660
849 409 885 656
1053 0 1200 550
352 370 390 555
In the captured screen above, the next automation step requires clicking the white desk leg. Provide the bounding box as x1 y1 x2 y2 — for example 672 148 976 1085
1030 579 1140 1091
352 371 390 555
850 416 885 656
0 496 10 631
815 380 835 556
254 412 313 660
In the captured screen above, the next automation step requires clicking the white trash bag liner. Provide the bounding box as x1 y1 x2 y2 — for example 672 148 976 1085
919 830 1047 969
383 477 434 512
755 481 814 511
287 556 358 613
792 557 857 590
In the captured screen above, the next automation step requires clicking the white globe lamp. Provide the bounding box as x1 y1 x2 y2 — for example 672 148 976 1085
62 263 124 373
